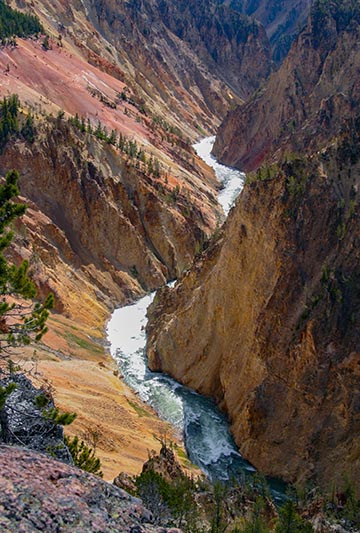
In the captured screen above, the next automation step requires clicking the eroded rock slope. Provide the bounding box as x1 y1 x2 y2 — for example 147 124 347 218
0 115 220 323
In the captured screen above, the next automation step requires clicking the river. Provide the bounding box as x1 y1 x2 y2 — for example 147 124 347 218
193 136 244 216
107 139 284 496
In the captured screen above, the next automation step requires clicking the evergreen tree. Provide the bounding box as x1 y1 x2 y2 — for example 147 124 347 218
0 169 54 355
21 113 35 143
65 435 103 477
0 169 54 445
275 500 313 532
0 2 43 41
0 94 19 151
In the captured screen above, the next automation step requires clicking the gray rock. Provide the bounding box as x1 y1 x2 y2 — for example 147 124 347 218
0 373 72 463
0 445 182 532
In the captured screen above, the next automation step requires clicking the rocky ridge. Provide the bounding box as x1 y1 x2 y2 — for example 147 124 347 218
222 0 312 61
147 135 360 493
214 0 360 171
11 0 272 134
1 113 220 323
78 0 271 107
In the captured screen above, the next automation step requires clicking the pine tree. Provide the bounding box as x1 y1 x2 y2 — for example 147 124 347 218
275 500 313 532
21 114 35 143
0 169 54 355
0 169 54 444
65 435 103 477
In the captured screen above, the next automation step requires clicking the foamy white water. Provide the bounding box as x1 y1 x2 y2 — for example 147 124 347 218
107 291 252 480
193 136 245 215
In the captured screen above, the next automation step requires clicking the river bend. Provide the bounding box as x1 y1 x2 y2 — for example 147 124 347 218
107 139 269 485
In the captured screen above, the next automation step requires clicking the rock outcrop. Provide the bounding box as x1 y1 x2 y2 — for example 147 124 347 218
0 445 182 532
214 0 360 171
85 0 271 105
146 128 360 492
141 444 184 483
0 373 72 464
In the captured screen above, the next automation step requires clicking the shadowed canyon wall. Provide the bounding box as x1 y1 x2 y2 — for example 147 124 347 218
214 0 360 171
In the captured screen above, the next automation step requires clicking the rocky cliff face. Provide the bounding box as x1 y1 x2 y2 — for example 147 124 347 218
146 133 360 492
223 0 312 61
12 0 271 136
0 0 228 482
214 0 360 171
0 116 220 323
86 0 271 103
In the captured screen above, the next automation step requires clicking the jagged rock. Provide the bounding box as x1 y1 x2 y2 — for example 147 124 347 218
214 1 360 171
146 142 360 493
0 117 221 324
142 444 184 482
226 0 312 62
12 0 271 135
0 445 182 532
0 373 72 464
114 472 137 494
86 0 271 108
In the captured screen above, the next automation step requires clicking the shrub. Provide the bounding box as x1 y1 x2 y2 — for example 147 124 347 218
65 435 103 477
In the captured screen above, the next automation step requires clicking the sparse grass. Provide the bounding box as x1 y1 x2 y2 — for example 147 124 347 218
127 399 152 418
65 332 104 355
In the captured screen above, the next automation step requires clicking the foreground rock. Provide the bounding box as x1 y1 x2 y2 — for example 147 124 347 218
0 445 182 532
0 373 72 464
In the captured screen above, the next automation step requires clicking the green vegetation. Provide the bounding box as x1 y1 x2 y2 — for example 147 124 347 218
0 1 43 43
132 444 360 531
0 94 19 151
65 331 103 355
0 94 36 151
246 163 280 185
68 113 163 179
0 169 54 352
127 399 152 418
152 115 183 139
44 407 77 426
20 113 35 143
42 34 50 51
275 500 313 532
0 168 54 444
135 467 197 529
65 435 103 477
283 156 310 198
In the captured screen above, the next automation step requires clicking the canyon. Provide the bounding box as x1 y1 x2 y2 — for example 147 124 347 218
222 0 312 61
146 0 360 495
0 0 277 482
0 0 359 521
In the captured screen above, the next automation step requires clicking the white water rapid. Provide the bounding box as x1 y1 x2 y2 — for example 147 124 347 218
107 138 284 495
193 136 244 216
